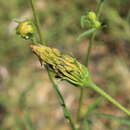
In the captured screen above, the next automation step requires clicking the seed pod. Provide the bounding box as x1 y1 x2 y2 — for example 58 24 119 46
16 20 35 40
30 44 90 87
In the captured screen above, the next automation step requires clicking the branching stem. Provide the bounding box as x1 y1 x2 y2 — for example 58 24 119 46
29 0 76 129
88 81 130 116
29 0 44 44
47 69 77 130
77 0 105 123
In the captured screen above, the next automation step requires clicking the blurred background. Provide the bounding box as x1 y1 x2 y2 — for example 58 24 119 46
0 0 130 129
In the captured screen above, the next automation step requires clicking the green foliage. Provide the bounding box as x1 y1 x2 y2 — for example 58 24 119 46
94 113 130 126
0 0 130 129
77 28 96 40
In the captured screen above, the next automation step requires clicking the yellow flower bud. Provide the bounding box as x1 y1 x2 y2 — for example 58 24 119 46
16 20 35 40
30 44 90 87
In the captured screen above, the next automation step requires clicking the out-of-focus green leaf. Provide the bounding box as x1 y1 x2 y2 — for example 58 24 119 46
83 119 92 130
77 28 96 40
94 113 130 126
24 112 36 130
86 97 103 115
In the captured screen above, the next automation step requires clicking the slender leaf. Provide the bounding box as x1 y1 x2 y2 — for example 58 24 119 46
83 119 92 130
83 97 103 130
24 112 36 130
95 113 130 126
77 28 96 40
19 81 36 108
15 115 25 130
80 16 86 28
86 97 103 115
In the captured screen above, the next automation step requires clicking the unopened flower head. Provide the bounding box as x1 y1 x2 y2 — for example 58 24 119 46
87 11 97 21
30 44 90 87
93 20 101 28
16 20 35 40
84 11 101 29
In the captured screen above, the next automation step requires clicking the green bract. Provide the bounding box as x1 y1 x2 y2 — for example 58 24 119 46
30 44 90 87
16 20 35 40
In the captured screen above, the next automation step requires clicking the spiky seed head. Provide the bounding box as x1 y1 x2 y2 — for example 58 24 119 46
30 44 90 87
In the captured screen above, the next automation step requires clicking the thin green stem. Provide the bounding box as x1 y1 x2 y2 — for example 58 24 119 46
88 81 130 116
29 0 44 44
47 69 77 130
85 0 105 66
29 1 76 129
85 32 96 66
77 87 84 121
83 119 91 130
96 0 105 18
77 0 105 123
77 19 95 128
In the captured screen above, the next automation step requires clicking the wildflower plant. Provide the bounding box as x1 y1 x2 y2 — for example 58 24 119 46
15 0 130 129
29 44 130 115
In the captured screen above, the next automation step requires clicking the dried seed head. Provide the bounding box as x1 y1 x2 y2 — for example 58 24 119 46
16 20 35 40
30 44 90 87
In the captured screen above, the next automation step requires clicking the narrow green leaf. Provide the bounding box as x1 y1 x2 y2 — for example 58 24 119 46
80 16 86 28
24 112 36 130
86 97 103 115
15 116 25 130
95 113 130 126
83 119 92 130
83 97 103 130
77 28 96 40
19 81 36 108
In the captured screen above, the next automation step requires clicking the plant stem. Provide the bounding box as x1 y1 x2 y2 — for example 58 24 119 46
85 0 105 66
88 81 130 116
47 69 77 130
96 0 105 18
85 32 96 66
77 87 84 121
29 0 76 129
29 0 44 44
83 119 91 130
77 0 105 122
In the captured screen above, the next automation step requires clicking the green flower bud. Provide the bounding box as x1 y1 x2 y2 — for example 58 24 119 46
87 11 97 21
16 20 35 40
81 11 101 29
30 44 90 87
93 20 101 28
